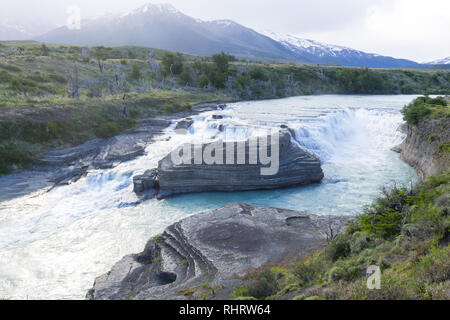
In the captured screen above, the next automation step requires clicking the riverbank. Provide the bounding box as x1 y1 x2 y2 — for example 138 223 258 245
85 96 449 300
0 100 226 202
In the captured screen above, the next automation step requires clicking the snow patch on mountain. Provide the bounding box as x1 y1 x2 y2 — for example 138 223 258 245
426 57 450 65
261 30 370 58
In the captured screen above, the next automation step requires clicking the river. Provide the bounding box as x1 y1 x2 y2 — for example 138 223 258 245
0 95 418 299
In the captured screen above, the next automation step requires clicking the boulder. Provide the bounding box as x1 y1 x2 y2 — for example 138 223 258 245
93 134 148 169
175 118 193 131
86 203 350 300
133 130 324 198
133 169 159 193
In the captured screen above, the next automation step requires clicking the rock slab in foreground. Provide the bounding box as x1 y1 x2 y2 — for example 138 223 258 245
134 130 324 198
87 203 349 300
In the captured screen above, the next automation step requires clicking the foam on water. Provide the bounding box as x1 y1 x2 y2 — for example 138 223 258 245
0 95 419 299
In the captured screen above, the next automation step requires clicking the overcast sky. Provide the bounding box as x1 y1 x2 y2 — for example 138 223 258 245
2 0 449 62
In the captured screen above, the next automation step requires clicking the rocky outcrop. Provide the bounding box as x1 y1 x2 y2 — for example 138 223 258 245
396 118 449 179
175 118 193 131
86 203 349 300
133 169 159 193
133 130 324 198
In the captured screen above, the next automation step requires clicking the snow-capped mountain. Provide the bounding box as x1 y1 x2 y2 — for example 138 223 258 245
34 2 421 68
262 31 419 68
426 57 450 65
37 3 294 61
0 22 31 40
0 20 56 41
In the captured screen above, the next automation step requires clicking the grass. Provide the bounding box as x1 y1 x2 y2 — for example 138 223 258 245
231 171 450 300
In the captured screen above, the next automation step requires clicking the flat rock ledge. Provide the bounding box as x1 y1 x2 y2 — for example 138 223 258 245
133 130 324 199
86 203 350 300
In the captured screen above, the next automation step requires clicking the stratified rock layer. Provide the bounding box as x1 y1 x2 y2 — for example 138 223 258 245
134 130 324 198
397 118 449 179
87 203 349 300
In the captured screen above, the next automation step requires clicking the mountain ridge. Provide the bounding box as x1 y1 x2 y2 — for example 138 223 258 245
7 2 423 68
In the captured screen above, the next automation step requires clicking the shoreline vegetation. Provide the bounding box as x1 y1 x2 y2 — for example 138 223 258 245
1 41 450 174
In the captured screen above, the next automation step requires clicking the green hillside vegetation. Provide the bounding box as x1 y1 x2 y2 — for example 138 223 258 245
0 41 450 173
232 171 450 300
402 95 449 125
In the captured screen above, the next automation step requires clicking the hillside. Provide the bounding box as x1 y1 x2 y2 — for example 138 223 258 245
0 41 449 174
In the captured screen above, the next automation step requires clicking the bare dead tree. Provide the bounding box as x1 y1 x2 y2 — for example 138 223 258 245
326 217 336 243
148 50 162 76
97 59 105 75
66 64 80 98
81 47 90 60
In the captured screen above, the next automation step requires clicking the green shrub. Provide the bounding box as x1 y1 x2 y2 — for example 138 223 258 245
427 97 447 106
161 52 184 75
292 258 325 285
129 64 142 81
94 122 120 139
415 246 450 283
231 285 250 299
246 270 279 299
325 234 351 261
350 233 371 254
359 187 411 239
402 99 432 125
0 70 11 82
0 141 40 174
437 142 450 154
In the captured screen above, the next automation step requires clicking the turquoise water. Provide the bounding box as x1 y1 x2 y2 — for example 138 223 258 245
0 95 418 299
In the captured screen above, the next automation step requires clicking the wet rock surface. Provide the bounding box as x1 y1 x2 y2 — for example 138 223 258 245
0 103 226 201
87 203 350 300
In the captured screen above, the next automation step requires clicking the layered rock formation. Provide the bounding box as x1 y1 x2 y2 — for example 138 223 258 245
87 203 349 300
395 118 449 179
133 130 324 198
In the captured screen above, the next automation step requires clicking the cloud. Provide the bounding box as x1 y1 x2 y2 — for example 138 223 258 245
1 0 448 61
296 0 450 61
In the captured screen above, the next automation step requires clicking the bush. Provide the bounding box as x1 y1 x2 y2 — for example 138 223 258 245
0 141 40 174
402 99 432 125
0 70 11 82
325 234 351 261
246 270 279 299
161 52 184 76
427 97 447 106
94 122 120 139
129 64 142 81
231 286 250 299
415 246 450 283
359 187 411 239
350 233 371 254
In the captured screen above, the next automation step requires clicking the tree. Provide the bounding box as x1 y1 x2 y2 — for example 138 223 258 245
129 64 142 81
212 52 233 74
40 44 50 56
161 52 184 76
66 64 80 98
